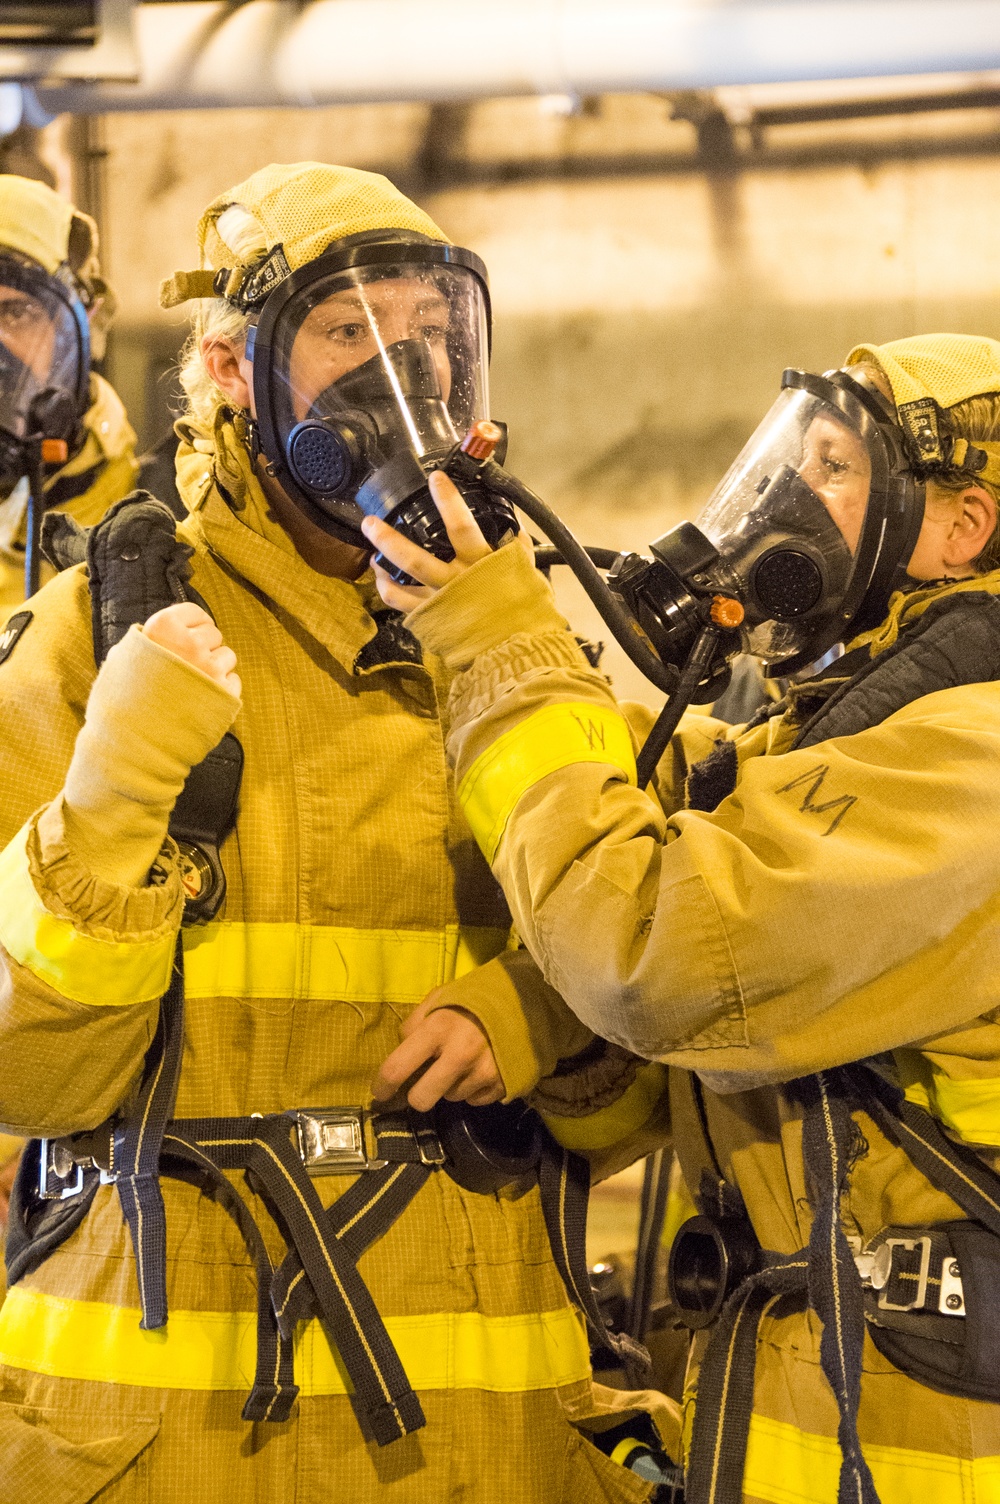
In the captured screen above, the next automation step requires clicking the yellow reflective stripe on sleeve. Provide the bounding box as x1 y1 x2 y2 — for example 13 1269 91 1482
0 823 175 1008
895 1050 1000 1147
182 922 510 1004
0 1286 591 1396
458 701 636 864
539 1063 666 1152
743 1411 1000 1504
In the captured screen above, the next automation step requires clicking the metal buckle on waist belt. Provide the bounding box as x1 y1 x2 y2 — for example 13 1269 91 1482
294 1107 445 1175
855 1230 966 1318
294 1108 386 1174
38 1131 116 1200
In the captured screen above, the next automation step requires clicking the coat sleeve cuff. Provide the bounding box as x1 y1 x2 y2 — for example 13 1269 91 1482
423 949 593 1102
405 540 572 671
0 805 184 1009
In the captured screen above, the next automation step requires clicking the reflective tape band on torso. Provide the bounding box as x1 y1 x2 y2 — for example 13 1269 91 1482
0 818 509 1009
0 1286 591 1398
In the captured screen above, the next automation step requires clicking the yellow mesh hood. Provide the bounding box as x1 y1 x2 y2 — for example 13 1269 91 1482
162 162 446 307
0 175 99 287
848 334 1000 411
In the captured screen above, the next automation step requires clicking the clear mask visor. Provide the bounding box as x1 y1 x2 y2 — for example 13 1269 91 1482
271 260 489 491
0 255 85 444
697 385 879 665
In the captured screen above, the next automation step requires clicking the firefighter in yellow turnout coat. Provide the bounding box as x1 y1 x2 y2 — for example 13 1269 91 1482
0 176 140 1259
365 336 1000 1503
0 165 671 1501
0 174 138 608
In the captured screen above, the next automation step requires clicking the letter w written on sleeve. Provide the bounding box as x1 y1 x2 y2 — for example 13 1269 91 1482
570 711 607 752
775 763 857 837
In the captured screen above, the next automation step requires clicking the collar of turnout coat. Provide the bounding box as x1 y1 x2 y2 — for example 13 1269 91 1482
174 409 422 678
688 572 1000 813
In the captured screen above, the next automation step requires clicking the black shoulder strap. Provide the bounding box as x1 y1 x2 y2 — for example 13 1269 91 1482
43 489 200 662
795 592 1000 749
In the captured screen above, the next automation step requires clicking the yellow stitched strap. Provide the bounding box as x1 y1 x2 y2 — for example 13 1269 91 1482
0 824 176 1009
743 1411 1000 1504
0 1287 590 1396
182 922 509 1003
539 1063 667 1152
459 701 636 864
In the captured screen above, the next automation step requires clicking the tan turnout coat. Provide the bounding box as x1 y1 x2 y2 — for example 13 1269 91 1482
0 418 667 1504
410 540 1000 1504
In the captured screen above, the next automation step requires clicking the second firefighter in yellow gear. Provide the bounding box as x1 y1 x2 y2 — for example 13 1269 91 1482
0 162 673 1502
0 173 138 608
366 333 1000 1503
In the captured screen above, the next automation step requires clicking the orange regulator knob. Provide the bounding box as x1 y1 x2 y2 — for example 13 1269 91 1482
460 420 504 461
40 438 69 465
710 595 745 629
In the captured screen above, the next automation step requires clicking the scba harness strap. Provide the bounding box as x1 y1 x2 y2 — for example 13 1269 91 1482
8 493 638 1444
679 591 1000 1504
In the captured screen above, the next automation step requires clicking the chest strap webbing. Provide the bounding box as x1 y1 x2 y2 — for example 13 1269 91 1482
680 590 1000 1501
685 1064 1000 1504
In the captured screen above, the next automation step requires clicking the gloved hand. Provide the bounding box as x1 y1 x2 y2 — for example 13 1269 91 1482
49 603 241 888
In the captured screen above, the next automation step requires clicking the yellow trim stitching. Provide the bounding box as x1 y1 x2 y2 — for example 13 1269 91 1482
458 701 636 864
181 922 509 1003
0 824 176 1008
539 1063 667 1152
0 1286 591 1397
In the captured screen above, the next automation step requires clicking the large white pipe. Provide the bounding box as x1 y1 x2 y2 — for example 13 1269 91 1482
35 0 1000 114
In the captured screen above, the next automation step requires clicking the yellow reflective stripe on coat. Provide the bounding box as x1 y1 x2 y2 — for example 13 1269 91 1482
895 1050 1000 1147
458 701 636 864
182 922 509 1003
0 823 175 1009
540 1063 667 1152
0 1286 591 1396
743 1411 1000 1504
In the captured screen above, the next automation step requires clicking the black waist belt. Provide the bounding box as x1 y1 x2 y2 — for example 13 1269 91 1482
6 940 648 1443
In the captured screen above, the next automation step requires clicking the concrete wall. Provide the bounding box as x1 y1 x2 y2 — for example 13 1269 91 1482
87 94 1000 702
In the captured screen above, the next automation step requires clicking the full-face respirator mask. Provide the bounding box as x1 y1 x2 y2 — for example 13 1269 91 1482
0 250 91 596
248 233 519 580
508 367 928 785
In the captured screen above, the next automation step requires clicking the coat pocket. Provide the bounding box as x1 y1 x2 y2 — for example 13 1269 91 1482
559 1431 656 1504
0 1400 159 1504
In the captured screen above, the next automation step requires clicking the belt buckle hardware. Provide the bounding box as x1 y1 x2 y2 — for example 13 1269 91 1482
414 1127 446 1167
939 1256 966 1317
295 1109 387 1175
38 1139 83 1200
878 1235 932 1312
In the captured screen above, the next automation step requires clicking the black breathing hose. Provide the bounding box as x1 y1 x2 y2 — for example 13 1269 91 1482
24 444 45 600
481 462 680 698
533 544 621 572
635 622 722 791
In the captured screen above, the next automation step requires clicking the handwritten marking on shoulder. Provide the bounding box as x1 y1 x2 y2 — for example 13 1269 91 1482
570 710 608 753
0 610 32 667
776 763 857 837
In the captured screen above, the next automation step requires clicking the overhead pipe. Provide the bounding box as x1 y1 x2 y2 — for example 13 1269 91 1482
33 0 1000 114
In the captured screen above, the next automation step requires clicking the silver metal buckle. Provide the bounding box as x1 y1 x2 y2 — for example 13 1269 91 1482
38 1139 84 1200
878 1235 932 1312
294 1109 387 1175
